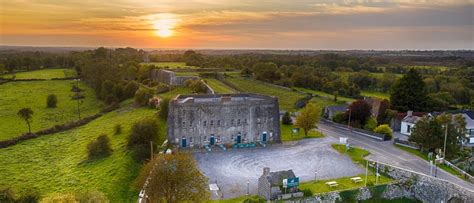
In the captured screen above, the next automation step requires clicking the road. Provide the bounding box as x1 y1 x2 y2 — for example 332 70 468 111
318 120 474 191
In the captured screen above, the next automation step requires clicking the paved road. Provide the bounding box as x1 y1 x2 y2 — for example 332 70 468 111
318 120 474 191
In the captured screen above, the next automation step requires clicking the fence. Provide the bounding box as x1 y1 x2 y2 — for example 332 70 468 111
393 138 419 149
444 160 474 183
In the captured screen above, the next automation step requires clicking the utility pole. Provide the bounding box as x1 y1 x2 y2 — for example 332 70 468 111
443 124 448 159
150 141 153 160
365 160 368 186
347 108 352 131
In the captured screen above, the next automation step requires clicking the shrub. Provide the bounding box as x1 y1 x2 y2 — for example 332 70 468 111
282 111 292 125
185 79 208 93
158 98 170 120
100 80 115 99
374 124 393 140
302 188 313 197
332 112 347 124
134 87 154 106
114 124 122 135
124 81 140 98
104 94 118 105
46 94 58 108
87 134 112 159
127 118 159 161
113 84 124 101
364 117 378 131
0 187 15 203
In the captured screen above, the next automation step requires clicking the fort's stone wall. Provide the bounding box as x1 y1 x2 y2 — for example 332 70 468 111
167 94 280 148
150 69 199 86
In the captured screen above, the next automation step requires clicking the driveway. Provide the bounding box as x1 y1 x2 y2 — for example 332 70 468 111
194 137 364 199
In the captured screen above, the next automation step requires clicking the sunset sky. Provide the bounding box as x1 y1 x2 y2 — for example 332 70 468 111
1 0 473 49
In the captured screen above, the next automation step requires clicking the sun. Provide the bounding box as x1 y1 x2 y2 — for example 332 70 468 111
154 18 177 38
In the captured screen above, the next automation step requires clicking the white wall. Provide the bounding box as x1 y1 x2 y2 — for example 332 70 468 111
400 121 415 136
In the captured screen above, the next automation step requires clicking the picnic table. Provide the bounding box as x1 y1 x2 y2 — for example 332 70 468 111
325 181 338 187
350 177 363 183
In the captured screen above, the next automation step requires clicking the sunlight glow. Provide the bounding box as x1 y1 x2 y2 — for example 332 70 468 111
153 16 178 38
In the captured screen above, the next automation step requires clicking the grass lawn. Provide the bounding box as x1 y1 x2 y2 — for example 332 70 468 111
140 62 199 69
332 144 370 167
361 91 390 100
175 72 200 76
204 79 236 94
224 76 306 111
0 106 161 202
1 69 76 79
207 195 264 203
159 87 193 99
0 80 103 141
294 87 355 103
394 145 466 180
280 123 323 141
299 173 392 195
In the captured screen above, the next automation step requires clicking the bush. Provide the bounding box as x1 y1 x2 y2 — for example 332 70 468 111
0 187 15 203
374 124 393 140
46 94 57 108
332 112 347 124
104 94 118 105
100 80 115 99
302 188 313 197
87 134 112 159
282 111 292 125
364 117 378 131
185 79 208 93
128 118 158 147
114 124 122 135
40 191 108 203
113 84 124 101
134 87 154 106
158 98 170 120
124 81 140 98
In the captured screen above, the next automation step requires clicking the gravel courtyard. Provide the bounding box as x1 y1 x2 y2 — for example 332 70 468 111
194 136 364 199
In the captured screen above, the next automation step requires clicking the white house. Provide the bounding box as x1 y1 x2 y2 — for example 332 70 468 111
459 111 474 146
401 111 421 136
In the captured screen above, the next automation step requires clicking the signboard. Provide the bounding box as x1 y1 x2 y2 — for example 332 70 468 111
283 177 299 188
339 137 348 144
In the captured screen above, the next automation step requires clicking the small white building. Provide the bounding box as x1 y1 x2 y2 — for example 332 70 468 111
401 111 421 136
459 111 474 145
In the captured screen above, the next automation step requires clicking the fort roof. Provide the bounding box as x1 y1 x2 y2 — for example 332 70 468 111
173 93 276 104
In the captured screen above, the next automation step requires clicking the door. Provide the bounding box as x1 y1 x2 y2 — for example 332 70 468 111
236 135 242 143
210 136 215 145
262 132 267 142
181 138 187 148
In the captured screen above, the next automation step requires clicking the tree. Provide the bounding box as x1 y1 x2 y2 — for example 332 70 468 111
295 103 321 136
282 111 292 125
124 81 140 98
373 124 393 140
347 100 372 127
46 94 58 108
252 62 280 83
390 69 429 112
17 108 33 133
87 134 112 159
100 80 115 99
435 113 467 159
127 118 159 160
364 117 378 131
135 153 210 202
158 98 170 120
134 87 154 106
185 79 208 94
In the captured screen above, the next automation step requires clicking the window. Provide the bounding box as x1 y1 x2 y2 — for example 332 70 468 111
204 121 207 127
210 120 214 126
407 125 411 133
237 119 241 125
231 119 234 125
257 118 261 124
244 119 248 124
182 122 186 128
217 120 221 126
190 137 193 143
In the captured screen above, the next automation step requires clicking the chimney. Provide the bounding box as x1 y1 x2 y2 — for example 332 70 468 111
263 167 270 176
407 111 413 117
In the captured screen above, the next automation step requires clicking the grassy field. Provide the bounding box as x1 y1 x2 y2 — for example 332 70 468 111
159 87 193 99
207 195 264 203
295 87 354 103
361 91 390 100
394 145 466 180
204 79 236 94
281 123 323 141
140 62 199 69
224 76 306 111
0 80 103 141
0 106 160 202
1 69 76 79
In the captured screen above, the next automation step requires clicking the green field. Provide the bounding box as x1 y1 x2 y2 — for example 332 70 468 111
295 87 355 103
1 69 76 80
0 106 159 202
0 80 103 141
224 76 306 111
361 91 390 100
280 123 323 141
159 87 193 99
204 79 236 94
140 62 199 69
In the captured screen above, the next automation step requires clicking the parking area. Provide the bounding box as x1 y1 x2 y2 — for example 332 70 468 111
194 136 364 199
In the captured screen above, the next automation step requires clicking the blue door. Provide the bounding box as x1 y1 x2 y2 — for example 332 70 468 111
262 132 267 142
210 136 215 145
181 138 187 148
236 135 242 143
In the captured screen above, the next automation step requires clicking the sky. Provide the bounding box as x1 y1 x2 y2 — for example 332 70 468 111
0 0 473 50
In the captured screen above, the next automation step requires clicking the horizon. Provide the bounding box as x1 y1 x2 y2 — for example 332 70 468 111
1 0 473 50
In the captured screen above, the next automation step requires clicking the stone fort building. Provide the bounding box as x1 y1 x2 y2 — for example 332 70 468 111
167 93 280 148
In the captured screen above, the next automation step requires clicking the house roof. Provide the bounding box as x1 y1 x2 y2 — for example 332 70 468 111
395 112 426 120
431 110 474 120
326 105 348 113
402 115 421 124
266 170 296 186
